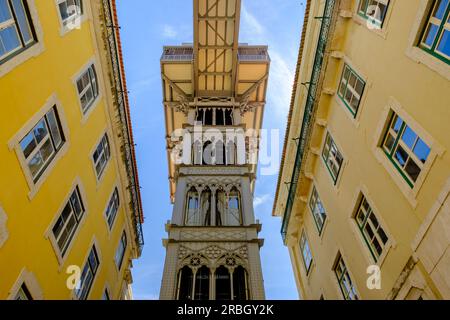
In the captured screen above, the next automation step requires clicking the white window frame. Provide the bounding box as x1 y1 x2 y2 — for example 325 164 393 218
115 230 127 270
105 186 120 230
308 186 327 234
0 0 44 77
76 63 99 115
322 132 344 184
55 0 86 36
354 195 389 262
8 94 70 200
333 253 359 300
337 64 366 117
91 132 111 181
45 177 89 268
75 244 100 300
406 0 450 80
299 231 313 275
357 0 391 28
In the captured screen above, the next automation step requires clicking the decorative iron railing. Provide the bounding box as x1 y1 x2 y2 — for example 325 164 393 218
238 47 270 62
281 0 336 243
102 0 144 253
161 46 194 62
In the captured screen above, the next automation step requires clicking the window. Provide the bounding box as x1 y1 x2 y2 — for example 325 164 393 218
382 112 431 187
52 186 85 256
309 186 327 234
355 196 389 261
185 187 200 226
15 284 32 300
194 266 210 300
92 133 110 179
322 133 344 183
0 0 36 64
195 107 234 126
233 266 249 300
19 106 65 183
334 254 358 300
76 246 99 300
419 0 450 64
226 188 241 226
338 64 365 116
105 188 119 229
215 266 231 300
57 0 83 27
358 0 390 27
76 64 98 114
299 231 313 274
177 266 193 300
115 231 127 270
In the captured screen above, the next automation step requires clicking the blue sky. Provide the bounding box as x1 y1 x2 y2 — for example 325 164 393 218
116 0 305 300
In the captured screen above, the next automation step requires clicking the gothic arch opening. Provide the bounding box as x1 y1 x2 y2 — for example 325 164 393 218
233 266 249 300
185 187 200 226
227 187 242 226
200 187 212 226
194 266 210 300
215 266 231 300
176 266 193 300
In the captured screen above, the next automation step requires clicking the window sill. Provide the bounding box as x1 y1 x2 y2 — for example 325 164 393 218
352 14 389 40
58 15 88 37
405 46 450 81
0 42 45 78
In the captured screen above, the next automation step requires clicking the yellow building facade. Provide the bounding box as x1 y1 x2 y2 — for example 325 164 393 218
273 0 450 299
0 0 144 299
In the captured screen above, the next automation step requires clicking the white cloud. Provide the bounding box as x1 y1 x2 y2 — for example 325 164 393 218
241 4 264 36
162 24 178 38
253 194 271 208
267 50 295 118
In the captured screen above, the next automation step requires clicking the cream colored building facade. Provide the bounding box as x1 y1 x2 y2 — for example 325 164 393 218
273 0 450 300
159 0 269 300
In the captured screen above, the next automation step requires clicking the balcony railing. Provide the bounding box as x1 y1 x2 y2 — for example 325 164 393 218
280 0 336 243
238 47 269 62
161 47 194 62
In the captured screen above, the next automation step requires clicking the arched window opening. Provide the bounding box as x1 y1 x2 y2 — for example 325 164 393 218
185 187 200 226
215 139 224 165
216 108 224 125
227 187 242 226
201 188 212 226
225 108 233 125
204 108 213 125
193 140 202 165
177 266 193 300
233 266 249 300
195 108 204 124
215 190 225 227
226 140 236 165
194 266 210 300
215 266 231 300
203 141 213 165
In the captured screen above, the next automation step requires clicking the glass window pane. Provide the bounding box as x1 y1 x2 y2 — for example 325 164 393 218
40 138 54 162
433 0 449 19
20 132 36 159
413 139 431 163
378 227 389 244
437 29 450 57
394 145 408 166
0 0 12 22
46 109 63 148
33 119 48 144
392 115 403 133
343 66 350 80
28 152 43 177
11 0 32 44
0 25 21 52
355 79 364 95
384 134 395 153
401 126 417 149
405 158 421 182
423 23 439 47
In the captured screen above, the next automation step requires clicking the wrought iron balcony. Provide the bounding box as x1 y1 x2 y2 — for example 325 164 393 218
280 0 336 243
238 46 270 62
161 46 194 62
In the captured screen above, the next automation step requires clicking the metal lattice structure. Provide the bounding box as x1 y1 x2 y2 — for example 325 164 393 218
102 0 144 253
281 0 337 242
